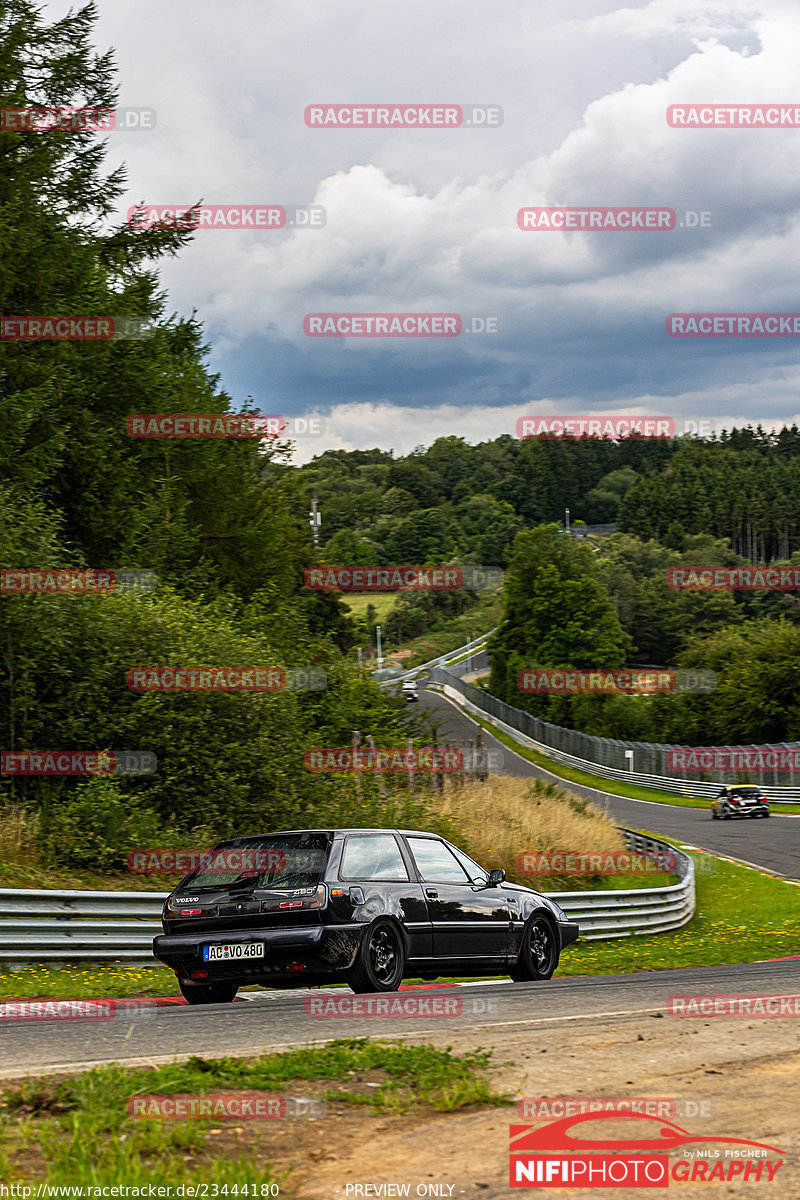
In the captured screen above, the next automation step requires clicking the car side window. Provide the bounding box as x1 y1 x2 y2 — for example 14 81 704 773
340 835 409 881
407 837 472 883
450 845 489 884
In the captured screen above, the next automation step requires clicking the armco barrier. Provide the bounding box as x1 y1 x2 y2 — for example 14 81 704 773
428 667 800 800
374 630 496 685
0 830 693 964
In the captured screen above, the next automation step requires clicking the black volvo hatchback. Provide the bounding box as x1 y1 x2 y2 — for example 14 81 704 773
153 828 579 1002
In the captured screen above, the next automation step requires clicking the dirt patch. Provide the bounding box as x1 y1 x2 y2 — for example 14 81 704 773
283 1016 799 1198
2 1017 797 1197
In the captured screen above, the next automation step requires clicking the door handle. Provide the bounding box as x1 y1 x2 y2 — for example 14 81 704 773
425 888 438 899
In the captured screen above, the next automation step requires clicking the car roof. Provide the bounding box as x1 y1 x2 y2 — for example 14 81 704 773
214 828 442 841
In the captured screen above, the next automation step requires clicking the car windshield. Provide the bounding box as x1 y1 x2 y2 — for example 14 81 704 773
180 834 330 891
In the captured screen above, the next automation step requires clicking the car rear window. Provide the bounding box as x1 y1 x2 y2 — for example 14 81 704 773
340 834 409 881
183 834 330 891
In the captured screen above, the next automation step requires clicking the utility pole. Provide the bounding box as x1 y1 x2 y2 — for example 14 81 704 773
565 507 570 536
357 646 363 671
309 496 321 547
376 624 383 670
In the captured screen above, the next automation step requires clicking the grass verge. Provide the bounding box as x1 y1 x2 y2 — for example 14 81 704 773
556 848 800 976
2 851 791 1000
0 1040 508 1185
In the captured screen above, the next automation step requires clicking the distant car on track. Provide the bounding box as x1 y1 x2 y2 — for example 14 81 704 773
153 828 579 1004
710 784 770 820
402 679 419 702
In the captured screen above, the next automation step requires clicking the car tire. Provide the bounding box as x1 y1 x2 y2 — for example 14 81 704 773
178 979 238 1005
720 804 731 820
510 914 558 982
711 809 719 819
763 810 771 817
346 919 405 993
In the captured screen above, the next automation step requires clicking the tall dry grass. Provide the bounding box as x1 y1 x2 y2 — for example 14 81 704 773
434 774 627 889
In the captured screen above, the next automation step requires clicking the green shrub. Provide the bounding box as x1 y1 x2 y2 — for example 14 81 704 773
42 776 164 872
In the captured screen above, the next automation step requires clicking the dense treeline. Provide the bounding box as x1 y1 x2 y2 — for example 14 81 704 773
0 1 406 865
488 525 800 745
300 426 800 574
298 435 675 567
621 428 800 560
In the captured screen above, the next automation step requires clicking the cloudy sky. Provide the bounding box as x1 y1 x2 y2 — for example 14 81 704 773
48 0 800 460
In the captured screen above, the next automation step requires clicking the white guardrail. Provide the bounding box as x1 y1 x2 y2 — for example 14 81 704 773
0 831 693 965
429 669 800 802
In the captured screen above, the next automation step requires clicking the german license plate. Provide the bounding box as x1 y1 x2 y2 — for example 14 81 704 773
203 943 264 962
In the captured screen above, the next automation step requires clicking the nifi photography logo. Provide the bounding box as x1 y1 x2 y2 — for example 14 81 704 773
508 1111 785 1188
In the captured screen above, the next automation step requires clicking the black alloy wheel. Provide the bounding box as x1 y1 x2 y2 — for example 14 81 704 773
346 919 405 993
510 915 558 982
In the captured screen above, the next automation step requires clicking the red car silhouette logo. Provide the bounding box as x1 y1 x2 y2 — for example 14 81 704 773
510 1110 784 1155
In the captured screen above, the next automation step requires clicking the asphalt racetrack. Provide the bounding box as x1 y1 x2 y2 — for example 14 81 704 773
414 682 800 880
2 960 799 1079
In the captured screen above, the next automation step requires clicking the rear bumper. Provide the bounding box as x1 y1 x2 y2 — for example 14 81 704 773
152 924 364 980
557 919 580 950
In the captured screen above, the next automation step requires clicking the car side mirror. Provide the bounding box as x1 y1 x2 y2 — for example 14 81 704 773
488 868 505 886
